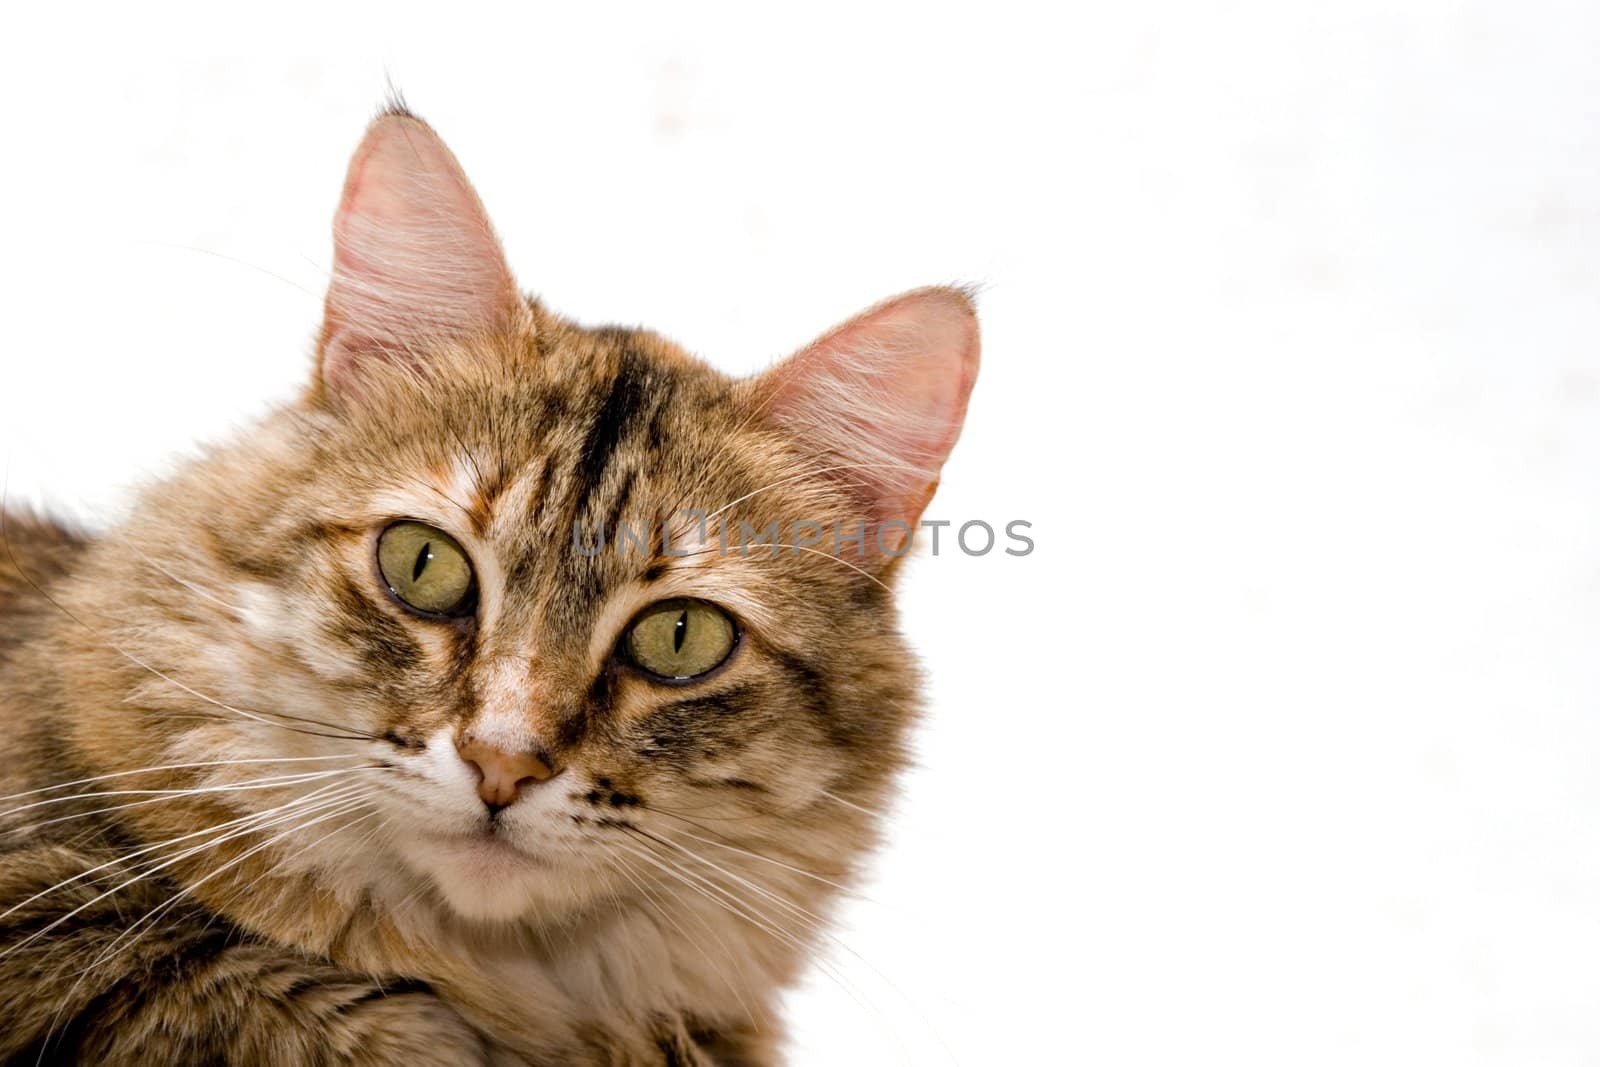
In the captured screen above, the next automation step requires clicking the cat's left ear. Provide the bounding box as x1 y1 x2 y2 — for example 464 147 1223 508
755 286 980 556
314 109 522 403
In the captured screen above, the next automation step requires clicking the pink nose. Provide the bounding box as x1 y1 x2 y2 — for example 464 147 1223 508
454 734 558 809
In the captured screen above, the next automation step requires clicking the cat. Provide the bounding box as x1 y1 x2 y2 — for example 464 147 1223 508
0 104 979 1066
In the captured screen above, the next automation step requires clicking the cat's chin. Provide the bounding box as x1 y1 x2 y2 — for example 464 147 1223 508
399 831 561 923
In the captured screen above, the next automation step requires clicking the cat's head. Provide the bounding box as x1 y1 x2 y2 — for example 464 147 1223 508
69 109 978 926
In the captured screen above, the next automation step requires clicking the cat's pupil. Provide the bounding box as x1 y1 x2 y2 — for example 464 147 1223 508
412 542 433 582
673 611 688 654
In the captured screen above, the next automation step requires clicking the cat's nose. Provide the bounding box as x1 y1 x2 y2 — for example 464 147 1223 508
454 733 559 811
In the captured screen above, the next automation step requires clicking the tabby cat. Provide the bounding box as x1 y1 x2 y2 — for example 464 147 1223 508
0 105 979 1065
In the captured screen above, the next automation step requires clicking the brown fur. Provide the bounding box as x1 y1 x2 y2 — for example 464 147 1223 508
0 109 977 1065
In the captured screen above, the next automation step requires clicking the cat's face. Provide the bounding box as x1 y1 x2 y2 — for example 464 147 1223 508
172 326 938 922
73 110 977 926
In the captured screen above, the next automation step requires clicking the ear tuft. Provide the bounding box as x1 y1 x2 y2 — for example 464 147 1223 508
315 112 520 402
758 286 980 551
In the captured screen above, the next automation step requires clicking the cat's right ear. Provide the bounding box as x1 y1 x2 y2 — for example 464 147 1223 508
313 109 522 404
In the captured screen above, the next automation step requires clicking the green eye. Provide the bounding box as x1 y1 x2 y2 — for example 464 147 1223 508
377 522 476 617
625 599 737 681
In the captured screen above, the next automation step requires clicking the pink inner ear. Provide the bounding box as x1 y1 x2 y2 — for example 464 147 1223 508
764 287 981 533
318 113 519 396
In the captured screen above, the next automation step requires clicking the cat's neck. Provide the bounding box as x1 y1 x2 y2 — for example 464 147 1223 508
181 831 807 1059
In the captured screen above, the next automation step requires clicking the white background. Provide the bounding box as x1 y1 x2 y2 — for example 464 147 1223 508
4 4 1600 1064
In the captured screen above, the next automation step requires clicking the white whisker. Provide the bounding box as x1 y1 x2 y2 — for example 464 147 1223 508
123 543 242 613
0 767 377 825
616 835 913 1067
41 798 378 1056
601 850 758 1027
0 780 361 926
817 788 890 820
646 811 861 896
0 754 369 807
0 782 370 965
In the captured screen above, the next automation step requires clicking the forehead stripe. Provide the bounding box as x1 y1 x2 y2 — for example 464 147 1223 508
573 350 665 519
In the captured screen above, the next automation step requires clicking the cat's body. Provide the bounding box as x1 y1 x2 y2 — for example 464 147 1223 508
0 108 977 1065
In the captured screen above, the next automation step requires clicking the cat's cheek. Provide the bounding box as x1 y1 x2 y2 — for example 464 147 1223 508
379 724 491 826
234 580 366 686
412 723 486 806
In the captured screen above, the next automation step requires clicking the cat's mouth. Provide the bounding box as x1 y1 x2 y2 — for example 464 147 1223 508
396 820 571 922
426 823 549 867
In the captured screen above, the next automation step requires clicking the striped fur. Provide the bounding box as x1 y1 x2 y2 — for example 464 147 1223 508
0 110 978 1065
